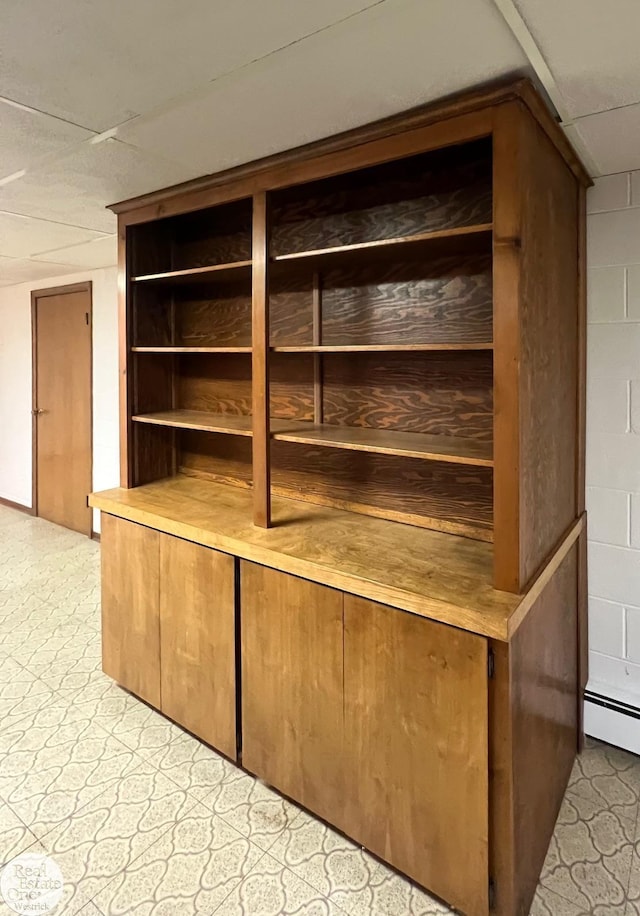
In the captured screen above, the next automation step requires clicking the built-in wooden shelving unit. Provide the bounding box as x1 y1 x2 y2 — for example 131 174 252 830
98 78 590 916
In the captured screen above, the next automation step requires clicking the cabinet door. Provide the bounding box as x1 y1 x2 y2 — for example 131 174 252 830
101 514 160 707
160 535 236 759
241 562 344 819
343 596 489 916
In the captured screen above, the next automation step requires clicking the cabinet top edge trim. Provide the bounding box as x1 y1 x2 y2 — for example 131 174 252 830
110 77 590 220
90 478 532 641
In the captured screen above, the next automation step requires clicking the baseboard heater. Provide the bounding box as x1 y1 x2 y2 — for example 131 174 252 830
585 689 640 755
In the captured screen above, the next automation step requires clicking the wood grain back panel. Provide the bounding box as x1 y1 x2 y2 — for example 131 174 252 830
271 139 492 255
133 422 175 486
101 514 161 707
179 431 252 489
178 354 252 414
241 562 345 818
321 254 492 346
322 351 493 439
160 535 237 758
271 442 493 539
177 282 252 348
489 544 578 916
343 596 489 916
133 284 173 347
269 273 314 346
133 353 174 413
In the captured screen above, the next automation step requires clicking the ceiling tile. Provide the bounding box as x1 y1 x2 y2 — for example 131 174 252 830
32 235 118 268
0 139 196 232
0 0 384 130
0 212 106 259
0 100 94 177
0 255 83 286
514 0 640 118
574 104 640 176
119 0 527 179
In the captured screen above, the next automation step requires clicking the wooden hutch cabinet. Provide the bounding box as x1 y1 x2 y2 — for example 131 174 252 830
90 78 590 916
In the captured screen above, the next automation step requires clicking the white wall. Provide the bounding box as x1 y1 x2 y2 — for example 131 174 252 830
586 172 640 711
0 266 119 533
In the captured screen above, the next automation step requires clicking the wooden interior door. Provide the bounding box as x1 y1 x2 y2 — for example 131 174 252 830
160 535 237 759
342 596 489 916
241 562 345 819
33 284 92 535
101 514 161 707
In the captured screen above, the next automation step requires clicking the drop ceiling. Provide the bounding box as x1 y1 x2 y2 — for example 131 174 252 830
0 0 638 287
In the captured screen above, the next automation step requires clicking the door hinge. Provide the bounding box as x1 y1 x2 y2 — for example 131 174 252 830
489 877 496 910
85 312 89 325
488 647 495 679
86 495 89 508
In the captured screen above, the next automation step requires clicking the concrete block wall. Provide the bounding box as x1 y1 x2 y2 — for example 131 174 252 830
586 171 640 710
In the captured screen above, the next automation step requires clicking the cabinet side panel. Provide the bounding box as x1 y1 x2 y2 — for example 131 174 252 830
101 513 161 707
490 544 578 916
241 562 344 817
518 116 579 586
343 597 489 916
160 535 236 759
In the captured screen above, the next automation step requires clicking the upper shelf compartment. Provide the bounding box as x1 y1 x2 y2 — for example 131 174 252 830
269 138 492 260
271 224 492 271
128 198 252 279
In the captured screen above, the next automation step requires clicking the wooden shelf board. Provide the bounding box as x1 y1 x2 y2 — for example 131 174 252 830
270 344 494 353
271 223 493 267
132 411 253 436
132 347 252 353
90 476 520 640
271 423 493 466
131 260 252 284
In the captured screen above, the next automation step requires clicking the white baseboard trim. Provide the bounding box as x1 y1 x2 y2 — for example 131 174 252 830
585 689 640 756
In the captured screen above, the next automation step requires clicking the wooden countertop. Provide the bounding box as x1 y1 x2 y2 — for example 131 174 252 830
90 477 583 641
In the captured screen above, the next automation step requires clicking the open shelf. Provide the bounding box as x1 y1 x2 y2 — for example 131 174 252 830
271 224 492 269
132 410 254 437
131 260 252 285
271 343 493 353
132 346 252 353
271 422 493 467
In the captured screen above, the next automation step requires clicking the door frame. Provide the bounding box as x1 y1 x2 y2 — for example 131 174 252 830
31 281 93 534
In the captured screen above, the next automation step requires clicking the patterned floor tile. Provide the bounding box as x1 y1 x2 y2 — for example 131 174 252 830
0 802 38 866
212 852 350 916
0 695 140 838
91 801 263 915
200 769 300 854
96 701 186 762
78 903 103 915
143 729 234 801
268 812 452 916
28 760 197 913
623 817 640 915
570 738 640 820
539 790 635 911
528 885 592 915
0 657 55 735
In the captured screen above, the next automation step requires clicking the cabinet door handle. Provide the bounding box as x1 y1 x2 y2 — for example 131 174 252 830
32 408 47 415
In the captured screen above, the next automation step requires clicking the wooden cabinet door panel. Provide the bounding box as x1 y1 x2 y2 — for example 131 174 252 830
343 596 489 916
160 535 237 759
101 514 160 707
241 562 344 819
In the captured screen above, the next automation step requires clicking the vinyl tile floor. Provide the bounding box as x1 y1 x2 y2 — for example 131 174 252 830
0 504 638 915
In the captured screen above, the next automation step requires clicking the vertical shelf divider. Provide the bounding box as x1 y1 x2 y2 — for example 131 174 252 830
252 192 271 527
312 271 323 425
